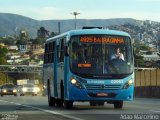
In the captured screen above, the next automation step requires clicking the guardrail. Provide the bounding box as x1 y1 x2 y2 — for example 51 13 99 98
134 68 160 98
0 65 42 73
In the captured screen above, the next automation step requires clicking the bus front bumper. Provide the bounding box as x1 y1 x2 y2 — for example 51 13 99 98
68 85 134 101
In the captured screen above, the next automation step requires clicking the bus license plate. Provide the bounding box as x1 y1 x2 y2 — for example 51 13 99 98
97 92 108 97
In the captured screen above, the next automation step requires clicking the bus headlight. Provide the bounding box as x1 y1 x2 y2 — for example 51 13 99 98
128 80 133 85
70 78 84 89
71 79 77 84
122 79 133 89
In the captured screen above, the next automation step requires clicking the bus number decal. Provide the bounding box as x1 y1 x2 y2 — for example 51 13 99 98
111 80 123 84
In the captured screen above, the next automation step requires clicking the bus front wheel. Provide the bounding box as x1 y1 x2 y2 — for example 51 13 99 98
97 102 104 106
90 101 104 106
90 101 96 106
114 101 123 109
64 100 73 109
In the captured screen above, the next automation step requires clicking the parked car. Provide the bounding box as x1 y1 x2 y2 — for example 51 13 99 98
20 83 40 96
0 84 17 96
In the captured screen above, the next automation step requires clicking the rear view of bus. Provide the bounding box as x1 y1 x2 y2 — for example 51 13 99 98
43 29 134 109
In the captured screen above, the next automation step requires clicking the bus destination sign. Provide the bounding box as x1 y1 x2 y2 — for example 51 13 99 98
80 36 124 44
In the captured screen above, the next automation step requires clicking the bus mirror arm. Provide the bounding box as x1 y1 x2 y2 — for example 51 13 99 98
64 46 69 56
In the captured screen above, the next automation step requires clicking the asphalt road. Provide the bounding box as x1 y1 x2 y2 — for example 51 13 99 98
0 95 160 120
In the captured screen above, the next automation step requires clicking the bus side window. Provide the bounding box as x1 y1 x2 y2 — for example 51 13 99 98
44 43 49 64
50 42 55 63
44 42 55 64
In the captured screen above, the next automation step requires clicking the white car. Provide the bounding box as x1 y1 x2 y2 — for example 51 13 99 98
20 83 40 96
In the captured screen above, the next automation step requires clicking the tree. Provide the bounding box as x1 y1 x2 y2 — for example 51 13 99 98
0 72 7 85
0 72 14 85
37 27 49 38
32 38 44 45
50 32 58 37
134 54 145 67
140 45 150 51
0 46 8 65
0 36 17 45
36 27 50 47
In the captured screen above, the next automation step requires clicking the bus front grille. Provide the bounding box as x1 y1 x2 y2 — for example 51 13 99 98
85 84 121 90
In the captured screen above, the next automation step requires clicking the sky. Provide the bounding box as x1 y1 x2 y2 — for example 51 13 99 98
0 0 160 21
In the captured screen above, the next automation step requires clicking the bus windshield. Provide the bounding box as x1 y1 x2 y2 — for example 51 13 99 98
69 35 133 79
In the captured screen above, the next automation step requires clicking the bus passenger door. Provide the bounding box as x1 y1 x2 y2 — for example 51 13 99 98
57 38 65 99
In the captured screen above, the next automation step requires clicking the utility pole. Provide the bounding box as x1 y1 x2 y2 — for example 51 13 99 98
58 22 61 34
71 12 80 29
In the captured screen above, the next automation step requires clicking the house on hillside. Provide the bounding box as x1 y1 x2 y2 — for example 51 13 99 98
19 41 43 53
7 45 18 51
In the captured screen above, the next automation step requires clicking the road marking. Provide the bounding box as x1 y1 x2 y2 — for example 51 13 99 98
0 100 85 120
150 110 160 113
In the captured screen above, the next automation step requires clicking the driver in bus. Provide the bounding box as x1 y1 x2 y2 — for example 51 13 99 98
111 47 124 61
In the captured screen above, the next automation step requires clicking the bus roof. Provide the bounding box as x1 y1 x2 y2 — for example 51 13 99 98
46 29 131 43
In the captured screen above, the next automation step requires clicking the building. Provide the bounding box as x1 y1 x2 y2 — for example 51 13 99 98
7 45 18 51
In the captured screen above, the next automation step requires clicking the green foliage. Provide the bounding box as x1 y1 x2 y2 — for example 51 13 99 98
5 38 16 45
134 44 150 53
0 47 8 56
0 73 13 85
134 46 140 54
0 57 8 65
146 51 152 55
0 46 8 65
134 54 145 67
50 32 58 37
37 27 49 38
0 72 6 85
135 59 145 67
32 38 45 45
140 45 150 51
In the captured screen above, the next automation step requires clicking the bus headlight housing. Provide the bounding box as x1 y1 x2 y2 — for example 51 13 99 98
122 79 133 89
70 78 84 89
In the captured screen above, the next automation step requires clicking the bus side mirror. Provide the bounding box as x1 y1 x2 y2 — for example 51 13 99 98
64 46 69 56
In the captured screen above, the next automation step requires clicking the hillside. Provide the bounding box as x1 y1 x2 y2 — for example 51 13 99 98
0 13 141 38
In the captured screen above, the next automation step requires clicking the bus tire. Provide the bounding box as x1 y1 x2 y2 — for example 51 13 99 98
47 81 55 107
56 99 63 107
97 102 104 106
64 100 73 109
114 101 123 109
90 101 97 106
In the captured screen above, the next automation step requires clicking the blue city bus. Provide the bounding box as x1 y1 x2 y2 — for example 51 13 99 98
42 28 134 109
